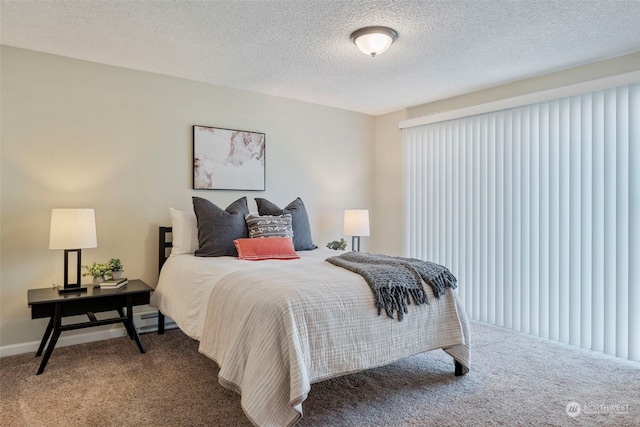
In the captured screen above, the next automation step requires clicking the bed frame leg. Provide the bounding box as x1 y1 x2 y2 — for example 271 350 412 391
454 361 464 376
158 311 165 335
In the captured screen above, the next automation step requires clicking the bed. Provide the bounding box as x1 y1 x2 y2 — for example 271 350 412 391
151 199 470 427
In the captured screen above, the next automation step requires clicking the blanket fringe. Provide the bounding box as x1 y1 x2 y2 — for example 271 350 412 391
374 281 430 321
417 268 457 298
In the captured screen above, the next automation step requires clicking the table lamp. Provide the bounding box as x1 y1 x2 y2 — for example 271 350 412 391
343 209 370 252
49 208 97 293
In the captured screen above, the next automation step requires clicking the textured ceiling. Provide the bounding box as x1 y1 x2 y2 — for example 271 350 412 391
1 0 640 115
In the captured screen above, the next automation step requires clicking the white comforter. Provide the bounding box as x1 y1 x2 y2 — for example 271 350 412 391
192 252 470 427
152 250 335 340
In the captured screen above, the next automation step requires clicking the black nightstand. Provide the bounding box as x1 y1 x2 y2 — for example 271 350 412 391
27 279 152 375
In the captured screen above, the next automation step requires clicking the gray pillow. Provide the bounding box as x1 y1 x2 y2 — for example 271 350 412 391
245 214 294 239
255 197 317 251
193 196 249 257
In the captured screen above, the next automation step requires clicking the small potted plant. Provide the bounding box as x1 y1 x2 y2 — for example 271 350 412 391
82 262 111 285
326 238 348 251
108 258 124 280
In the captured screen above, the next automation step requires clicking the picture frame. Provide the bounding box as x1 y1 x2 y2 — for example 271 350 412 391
193 125 266 191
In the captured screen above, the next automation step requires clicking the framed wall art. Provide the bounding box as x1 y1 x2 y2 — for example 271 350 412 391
193 125 266 190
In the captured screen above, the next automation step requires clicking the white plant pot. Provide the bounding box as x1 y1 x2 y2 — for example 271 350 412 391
111 270 123 280
92 276 105 286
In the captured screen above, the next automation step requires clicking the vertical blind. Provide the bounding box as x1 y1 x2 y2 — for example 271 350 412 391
403 83 639 361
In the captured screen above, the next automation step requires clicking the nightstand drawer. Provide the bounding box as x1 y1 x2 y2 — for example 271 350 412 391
30 292 150 318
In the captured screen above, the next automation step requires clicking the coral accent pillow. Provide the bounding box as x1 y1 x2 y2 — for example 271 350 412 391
234 237 300 261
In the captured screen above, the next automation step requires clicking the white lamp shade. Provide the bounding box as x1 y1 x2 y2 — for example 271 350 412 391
49 208 97 249
343 209 370 236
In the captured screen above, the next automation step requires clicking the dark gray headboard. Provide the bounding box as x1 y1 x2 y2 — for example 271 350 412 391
158 226 172 274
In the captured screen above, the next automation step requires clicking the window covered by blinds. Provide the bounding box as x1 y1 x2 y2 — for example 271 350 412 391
403 83 639 361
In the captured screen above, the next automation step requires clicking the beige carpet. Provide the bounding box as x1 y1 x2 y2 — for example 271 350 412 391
1 321 638 427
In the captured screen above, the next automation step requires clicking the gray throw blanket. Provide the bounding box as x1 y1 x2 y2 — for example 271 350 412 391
326 252 457 321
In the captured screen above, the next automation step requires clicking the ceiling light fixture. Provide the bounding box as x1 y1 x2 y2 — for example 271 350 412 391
350 26 398 57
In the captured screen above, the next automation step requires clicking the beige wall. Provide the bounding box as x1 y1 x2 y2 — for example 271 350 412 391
371 110 407 256
0 46 375 348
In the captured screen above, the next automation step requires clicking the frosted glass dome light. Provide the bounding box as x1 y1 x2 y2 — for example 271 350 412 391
351 26 398 57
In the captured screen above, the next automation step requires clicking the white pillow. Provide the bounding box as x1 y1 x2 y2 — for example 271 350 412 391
169 207 199 257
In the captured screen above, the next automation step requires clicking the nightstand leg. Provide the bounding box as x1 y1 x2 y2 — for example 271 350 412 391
158 311 165 335
35 317 54 357
37 303 62 375
118 308 135 340
126 296 145 353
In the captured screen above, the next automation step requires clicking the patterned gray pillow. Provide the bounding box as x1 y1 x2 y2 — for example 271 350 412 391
245 214 294 239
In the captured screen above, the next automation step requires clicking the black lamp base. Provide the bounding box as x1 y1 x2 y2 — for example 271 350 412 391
351 236 361 252
59 249 86 294
58 286 87 294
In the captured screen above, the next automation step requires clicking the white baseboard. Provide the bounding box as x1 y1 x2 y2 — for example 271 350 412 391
0 310 176 358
